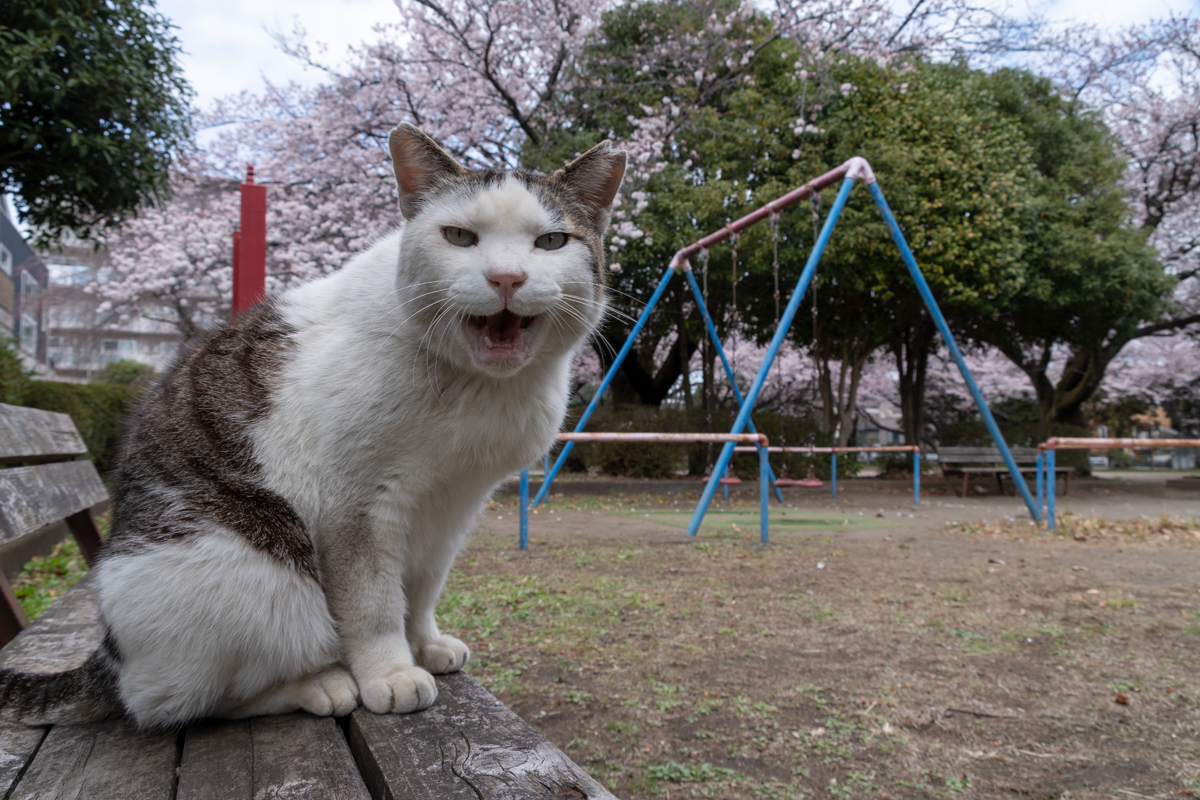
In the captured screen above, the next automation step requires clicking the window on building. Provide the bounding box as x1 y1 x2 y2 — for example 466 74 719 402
20 272 38 295
0 243 11 276
159 340 180 359
47 264 91 286
101 339 138 364
20 312 37 353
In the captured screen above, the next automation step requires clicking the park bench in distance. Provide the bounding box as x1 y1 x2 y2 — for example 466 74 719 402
0 402 613 799
937 445 1073 498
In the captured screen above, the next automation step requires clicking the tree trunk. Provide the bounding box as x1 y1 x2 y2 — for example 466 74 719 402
891 317 936 447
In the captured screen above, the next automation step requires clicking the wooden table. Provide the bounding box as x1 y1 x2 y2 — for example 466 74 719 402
0 578 614 799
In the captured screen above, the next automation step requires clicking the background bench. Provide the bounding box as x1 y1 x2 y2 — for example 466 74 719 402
0 401 612 798
937 445 1073 497
0 402 106 647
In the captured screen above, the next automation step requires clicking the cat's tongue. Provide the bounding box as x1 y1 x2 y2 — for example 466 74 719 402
471 310 536 362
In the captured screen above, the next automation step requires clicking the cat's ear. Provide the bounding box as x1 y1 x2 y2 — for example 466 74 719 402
388 123 469 219
552 141 627 229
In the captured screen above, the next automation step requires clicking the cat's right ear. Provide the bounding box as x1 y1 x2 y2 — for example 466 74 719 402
388 123 469 219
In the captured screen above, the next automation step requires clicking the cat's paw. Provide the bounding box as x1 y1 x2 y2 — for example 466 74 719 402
415 635 470 675
359 666 438 714
299 666 360 717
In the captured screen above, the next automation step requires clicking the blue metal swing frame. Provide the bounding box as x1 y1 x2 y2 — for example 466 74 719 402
530 157 1042 537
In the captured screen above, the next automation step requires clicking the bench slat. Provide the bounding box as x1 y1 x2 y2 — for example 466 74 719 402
9 718 177 800
178 715 370 800
0 404 88 465
252 714 371 799
0 725 48 797
0 462 108 546
0 575 102 675
176 719 253 799
348 671 616 799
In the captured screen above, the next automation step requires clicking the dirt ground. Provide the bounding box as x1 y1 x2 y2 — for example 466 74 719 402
438 478 1200 799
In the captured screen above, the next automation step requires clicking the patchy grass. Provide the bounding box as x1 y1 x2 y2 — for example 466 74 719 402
446 495 1200 799
10 511 107 620
12 537 89 620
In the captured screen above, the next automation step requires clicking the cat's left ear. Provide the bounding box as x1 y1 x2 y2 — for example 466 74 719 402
388 123 469 219
551 141 627 229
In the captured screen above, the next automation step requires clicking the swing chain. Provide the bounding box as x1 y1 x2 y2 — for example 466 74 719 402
768 212 786 475
729 231 739 326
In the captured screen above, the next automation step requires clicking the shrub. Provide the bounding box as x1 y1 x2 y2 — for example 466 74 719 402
21 380 141 476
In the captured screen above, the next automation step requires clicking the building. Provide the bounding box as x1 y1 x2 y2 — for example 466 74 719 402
0 202 49 371
40 239 181 382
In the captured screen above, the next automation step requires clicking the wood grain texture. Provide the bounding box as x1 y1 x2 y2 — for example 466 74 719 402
177 719 253 800
0 404 88 465
0 576 103 674
250 713 371 800
8 718 178 800
0 461 108 546
0 724 48 797
348 672 615 800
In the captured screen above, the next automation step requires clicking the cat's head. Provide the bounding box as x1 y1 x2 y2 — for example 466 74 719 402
388 124 626 376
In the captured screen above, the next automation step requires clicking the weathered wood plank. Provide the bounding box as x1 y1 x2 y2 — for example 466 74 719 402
0 576 103 674
348 672 616 800
0 462 108 546
177 719 253 800
251 713 371 800
0 724 48 797
0 404 88 465
8 718 178 800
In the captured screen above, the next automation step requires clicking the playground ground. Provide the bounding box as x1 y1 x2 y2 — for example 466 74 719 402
441 476 1200 799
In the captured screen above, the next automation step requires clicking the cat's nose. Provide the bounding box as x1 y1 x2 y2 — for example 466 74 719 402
486 267 526 305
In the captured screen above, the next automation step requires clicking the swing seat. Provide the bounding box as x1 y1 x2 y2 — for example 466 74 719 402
718 476 742 485
775 478 824 488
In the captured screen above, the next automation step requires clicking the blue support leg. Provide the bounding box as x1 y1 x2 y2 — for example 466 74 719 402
913 451 920 505
1047 449 1057 530
760 445 769 544
866 181 1040 524
533 267 677 508
519 468 529 550
831 453 837 498
723 465 729 502
1036 451 1044 517
687 176 858 537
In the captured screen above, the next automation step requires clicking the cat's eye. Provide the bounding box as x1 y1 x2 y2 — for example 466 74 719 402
535 232 569 251
443 227 478 247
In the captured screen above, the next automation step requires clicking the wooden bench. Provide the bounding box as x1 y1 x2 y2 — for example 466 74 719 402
0 402 106 647
0 402 613 799
937 445 1073 497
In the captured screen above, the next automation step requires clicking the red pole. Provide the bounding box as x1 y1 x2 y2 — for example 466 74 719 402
232 164 267 319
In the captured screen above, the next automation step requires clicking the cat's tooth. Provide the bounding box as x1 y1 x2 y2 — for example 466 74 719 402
484 336 496 350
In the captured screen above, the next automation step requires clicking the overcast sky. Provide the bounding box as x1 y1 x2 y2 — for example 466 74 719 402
157 0 1200 113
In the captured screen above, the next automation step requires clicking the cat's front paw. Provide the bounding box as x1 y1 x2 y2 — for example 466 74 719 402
359 666 438 714
415 635 470 675
302 666 360 717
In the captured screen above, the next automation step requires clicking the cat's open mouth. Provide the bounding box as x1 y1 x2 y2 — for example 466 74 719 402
465 310 539 364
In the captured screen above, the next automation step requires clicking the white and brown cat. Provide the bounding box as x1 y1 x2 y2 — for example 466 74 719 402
0 124 625 729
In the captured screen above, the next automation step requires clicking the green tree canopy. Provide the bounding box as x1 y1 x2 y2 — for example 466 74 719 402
0 0 192 242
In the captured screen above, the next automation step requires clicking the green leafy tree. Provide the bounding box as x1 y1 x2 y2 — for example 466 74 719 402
963 71 1177 426
0 0 192 241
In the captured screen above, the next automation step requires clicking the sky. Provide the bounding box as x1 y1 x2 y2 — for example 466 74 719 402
158 0 1200 113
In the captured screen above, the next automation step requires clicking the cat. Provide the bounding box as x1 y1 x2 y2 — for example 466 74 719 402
0 124 625 729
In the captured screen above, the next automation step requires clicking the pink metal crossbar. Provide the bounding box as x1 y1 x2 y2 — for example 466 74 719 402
1043 438 1200 450
557 433 769 445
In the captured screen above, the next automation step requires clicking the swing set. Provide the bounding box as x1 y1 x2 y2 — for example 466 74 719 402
519 155 1043 548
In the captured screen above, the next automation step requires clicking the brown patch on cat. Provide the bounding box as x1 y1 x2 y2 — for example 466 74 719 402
106 303 320 582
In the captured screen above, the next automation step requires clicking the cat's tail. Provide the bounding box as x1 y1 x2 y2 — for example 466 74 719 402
0 635 123 726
